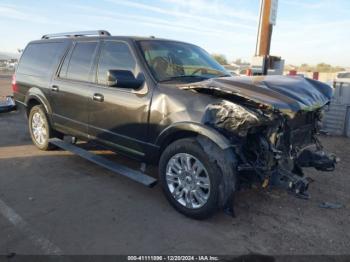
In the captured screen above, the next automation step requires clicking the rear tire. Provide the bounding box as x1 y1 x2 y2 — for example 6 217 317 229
159 138 223 219
28 105 55 151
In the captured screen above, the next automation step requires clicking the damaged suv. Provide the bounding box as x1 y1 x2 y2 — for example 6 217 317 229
13 31 337 219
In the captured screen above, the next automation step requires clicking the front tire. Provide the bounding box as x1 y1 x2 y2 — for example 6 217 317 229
159 138 223 219
28 105 54 151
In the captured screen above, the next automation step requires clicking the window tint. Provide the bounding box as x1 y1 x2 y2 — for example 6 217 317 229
338 73 350 78
64 42 98 82
97 41 136 85
138 40 228 82
17 42 66 78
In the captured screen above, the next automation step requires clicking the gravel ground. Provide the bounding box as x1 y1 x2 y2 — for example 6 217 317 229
0 75 349 257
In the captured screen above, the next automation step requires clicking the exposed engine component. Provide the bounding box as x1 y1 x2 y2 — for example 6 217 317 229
199 94 337 199
297 149 338 171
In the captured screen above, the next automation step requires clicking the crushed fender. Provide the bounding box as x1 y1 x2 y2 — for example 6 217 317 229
202 100 268 137
196 136 237 216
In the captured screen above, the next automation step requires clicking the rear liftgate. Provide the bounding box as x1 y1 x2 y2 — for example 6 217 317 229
49 138 157 188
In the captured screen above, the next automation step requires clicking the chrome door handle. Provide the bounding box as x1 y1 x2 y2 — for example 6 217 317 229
51 85 59 92
93 93 104 102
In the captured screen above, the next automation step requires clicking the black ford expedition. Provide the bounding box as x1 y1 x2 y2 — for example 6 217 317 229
13 30 337 219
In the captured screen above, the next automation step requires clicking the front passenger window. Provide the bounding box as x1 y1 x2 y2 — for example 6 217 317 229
97 41 136 85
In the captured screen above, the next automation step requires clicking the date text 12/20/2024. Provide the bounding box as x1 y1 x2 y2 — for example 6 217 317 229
127 256 219 261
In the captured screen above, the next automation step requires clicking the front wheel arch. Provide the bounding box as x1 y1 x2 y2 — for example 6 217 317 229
156 122 233 157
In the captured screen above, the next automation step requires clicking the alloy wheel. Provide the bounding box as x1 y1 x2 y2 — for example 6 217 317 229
166 153 210 209
31 112 47 145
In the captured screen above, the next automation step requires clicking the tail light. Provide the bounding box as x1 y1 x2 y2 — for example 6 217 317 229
12 74 18 93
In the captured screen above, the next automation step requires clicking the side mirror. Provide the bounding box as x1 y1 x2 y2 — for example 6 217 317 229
107 70 144 89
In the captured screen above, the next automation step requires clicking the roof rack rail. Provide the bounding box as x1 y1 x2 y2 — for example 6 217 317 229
41 30 111 39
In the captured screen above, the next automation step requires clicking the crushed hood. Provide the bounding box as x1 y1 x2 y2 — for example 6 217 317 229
188 75 333 113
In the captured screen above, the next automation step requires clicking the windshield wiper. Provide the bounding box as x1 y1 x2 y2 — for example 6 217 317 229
159 75 210 83
215 74 231 78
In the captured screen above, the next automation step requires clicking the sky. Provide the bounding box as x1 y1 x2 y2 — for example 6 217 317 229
0 0 349 66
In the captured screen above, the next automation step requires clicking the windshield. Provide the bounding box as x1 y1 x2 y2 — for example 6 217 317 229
138 40 230 82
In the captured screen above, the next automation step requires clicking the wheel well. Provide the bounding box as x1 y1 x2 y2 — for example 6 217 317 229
159 130 198 157
26 98 41 116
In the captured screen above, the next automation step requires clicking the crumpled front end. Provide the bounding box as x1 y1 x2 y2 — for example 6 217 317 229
201 97 337 198
202 100 270 137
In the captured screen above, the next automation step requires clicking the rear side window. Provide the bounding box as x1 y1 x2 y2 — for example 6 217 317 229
17 42 66 78
66 42 97 81
97 41 136 85
61 41 98 82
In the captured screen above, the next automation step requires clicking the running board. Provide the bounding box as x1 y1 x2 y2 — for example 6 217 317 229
49 138 157 187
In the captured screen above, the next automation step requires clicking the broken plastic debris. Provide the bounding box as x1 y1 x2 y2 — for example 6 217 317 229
319 202 344 209
0 96 16 113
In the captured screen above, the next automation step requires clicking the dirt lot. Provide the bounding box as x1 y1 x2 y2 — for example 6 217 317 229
0 75 349 256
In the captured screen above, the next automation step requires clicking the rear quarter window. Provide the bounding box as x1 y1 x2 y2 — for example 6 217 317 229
17 42 67 78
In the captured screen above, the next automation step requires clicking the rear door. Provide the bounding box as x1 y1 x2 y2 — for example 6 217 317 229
50 40 99 137
88 40 152 157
